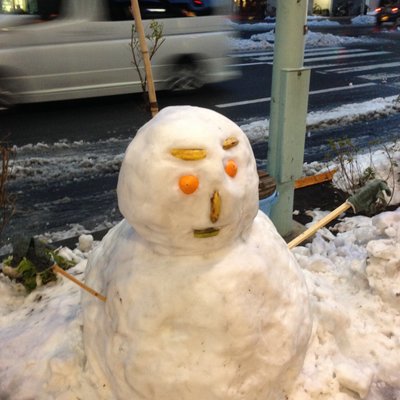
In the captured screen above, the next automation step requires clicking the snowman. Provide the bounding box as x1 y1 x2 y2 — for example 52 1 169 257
82 106 312 400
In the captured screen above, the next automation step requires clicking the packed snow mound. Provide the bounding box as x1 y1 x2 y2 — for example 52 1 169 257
246 29 384 48
82 106 312 400
291 208 400 399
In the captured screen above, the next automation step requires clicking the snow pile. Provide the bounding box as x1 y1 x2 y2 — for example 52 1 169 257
308 18 341 26
0 252 90 399
230 21 275 32
305 30 382 47
237 96 400 143
234 29 384 51
351 14 376 25
246 30 385 47
230 37 274 51
10 138 127 183
290 208 400 399
306 95 400 129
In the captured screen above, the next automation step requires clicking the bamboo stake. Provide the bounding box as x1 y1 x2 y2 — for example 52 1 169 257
294 169 337 189
52 264 106 302
130 0 159 117
287 202 351 249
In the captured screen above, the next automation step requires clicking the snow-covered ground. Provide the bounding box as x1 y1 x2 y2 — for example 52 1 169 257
230 14 385 51
1 25 400 400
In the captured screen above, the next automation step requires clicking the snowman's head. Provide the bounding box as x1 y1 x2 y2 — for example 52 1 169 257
117 106 259 255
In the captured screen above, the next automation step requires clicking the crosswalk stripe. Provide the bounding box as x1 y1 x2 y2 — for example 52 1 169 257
304 46 346 53
215 82 376 109
232 51 274 58
230 47 392 70
253 48 371 62
303 48 366 56
359 72 400 81
304 50 389 63
325 61 400 73
230 46 350 59
228 61 270 67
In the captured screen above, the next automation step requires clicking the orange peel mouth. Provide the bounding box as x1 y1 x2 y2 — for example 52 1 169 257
193 227 220 238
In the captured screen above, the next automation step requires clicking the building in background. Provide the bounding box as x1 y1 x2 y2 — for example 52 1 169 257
234 0 376 21
312 0 376 16
0 0 39 13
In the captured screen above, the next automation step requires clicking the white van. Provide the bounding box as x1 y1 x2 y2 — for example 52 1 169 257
0 0 239 107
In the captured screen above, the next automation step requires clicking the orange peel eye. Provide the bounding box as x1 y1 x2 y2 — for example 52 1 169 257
179 175 199 194
225 159 238 178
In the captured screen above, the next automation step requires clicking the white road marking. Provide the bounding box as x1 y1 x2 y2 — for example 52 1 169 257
254 48 367 62
215 82 376 109
325 61 400 74
304 50 388 63
358 72 400 80
230 47 351 59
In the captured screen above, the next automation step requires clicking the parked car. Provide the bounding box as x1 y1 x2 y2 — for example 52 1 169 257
375 0 400 28
0 0 239 108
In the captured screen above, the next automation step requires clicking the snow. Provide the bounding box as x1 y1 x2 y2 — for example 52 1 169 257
1 27 400 400
1 208 400 399
230 15 383 50
232 28 385 50
291 208 400 399
81 106 312 399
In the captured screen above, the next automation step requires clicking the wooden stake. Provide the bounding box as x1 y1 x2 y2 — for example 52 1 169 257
294 169 337 189
288 202 351 249
52 264 106 302
130 0 159 117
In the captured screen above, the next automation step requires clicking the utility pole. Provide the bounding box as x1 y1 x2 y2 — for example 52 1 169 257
267 0 310 237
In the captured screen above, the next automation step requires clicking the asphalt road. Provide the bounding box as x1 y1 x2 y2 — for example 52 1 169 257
1 22 399 248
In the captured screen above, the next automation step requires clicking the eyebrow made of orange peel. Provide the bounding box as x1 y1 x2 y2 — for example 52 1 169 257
170 136 239 160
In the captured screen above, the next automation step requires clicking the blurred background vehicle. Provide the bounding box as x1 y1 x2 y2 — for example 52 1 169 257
375 0 400 28
0 0 239 108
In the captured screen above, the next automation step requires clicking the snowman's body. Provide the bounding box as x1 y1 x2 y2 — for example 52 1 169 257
82 106 312 400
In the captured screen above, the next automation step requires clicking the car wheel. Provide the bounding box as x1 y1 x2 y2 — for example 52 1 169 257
168 57 204 91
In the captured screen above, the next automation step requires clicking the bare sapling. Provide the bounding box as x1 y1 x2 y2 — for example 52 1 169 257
130 20 165 94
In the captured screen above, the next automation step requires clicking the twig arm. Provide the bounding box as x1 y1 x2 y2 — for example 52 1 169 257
288 179 392 250
288 202 351 249
52 264 106 302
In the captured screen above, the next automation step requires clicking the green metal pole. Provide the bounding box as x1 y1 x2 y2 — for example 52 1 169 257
267 0 310 236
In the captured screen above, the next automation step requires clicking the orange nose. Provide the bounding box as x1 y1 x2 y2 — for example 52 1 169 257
210 190 221 223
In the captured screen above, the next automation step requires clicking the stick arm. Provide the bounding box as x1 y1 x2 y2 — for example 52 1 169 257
52 264 106 302
287 202 351 249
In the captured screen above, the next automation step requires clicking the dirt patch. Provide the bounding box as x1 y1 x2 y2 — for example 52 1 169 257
293 182 348 226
